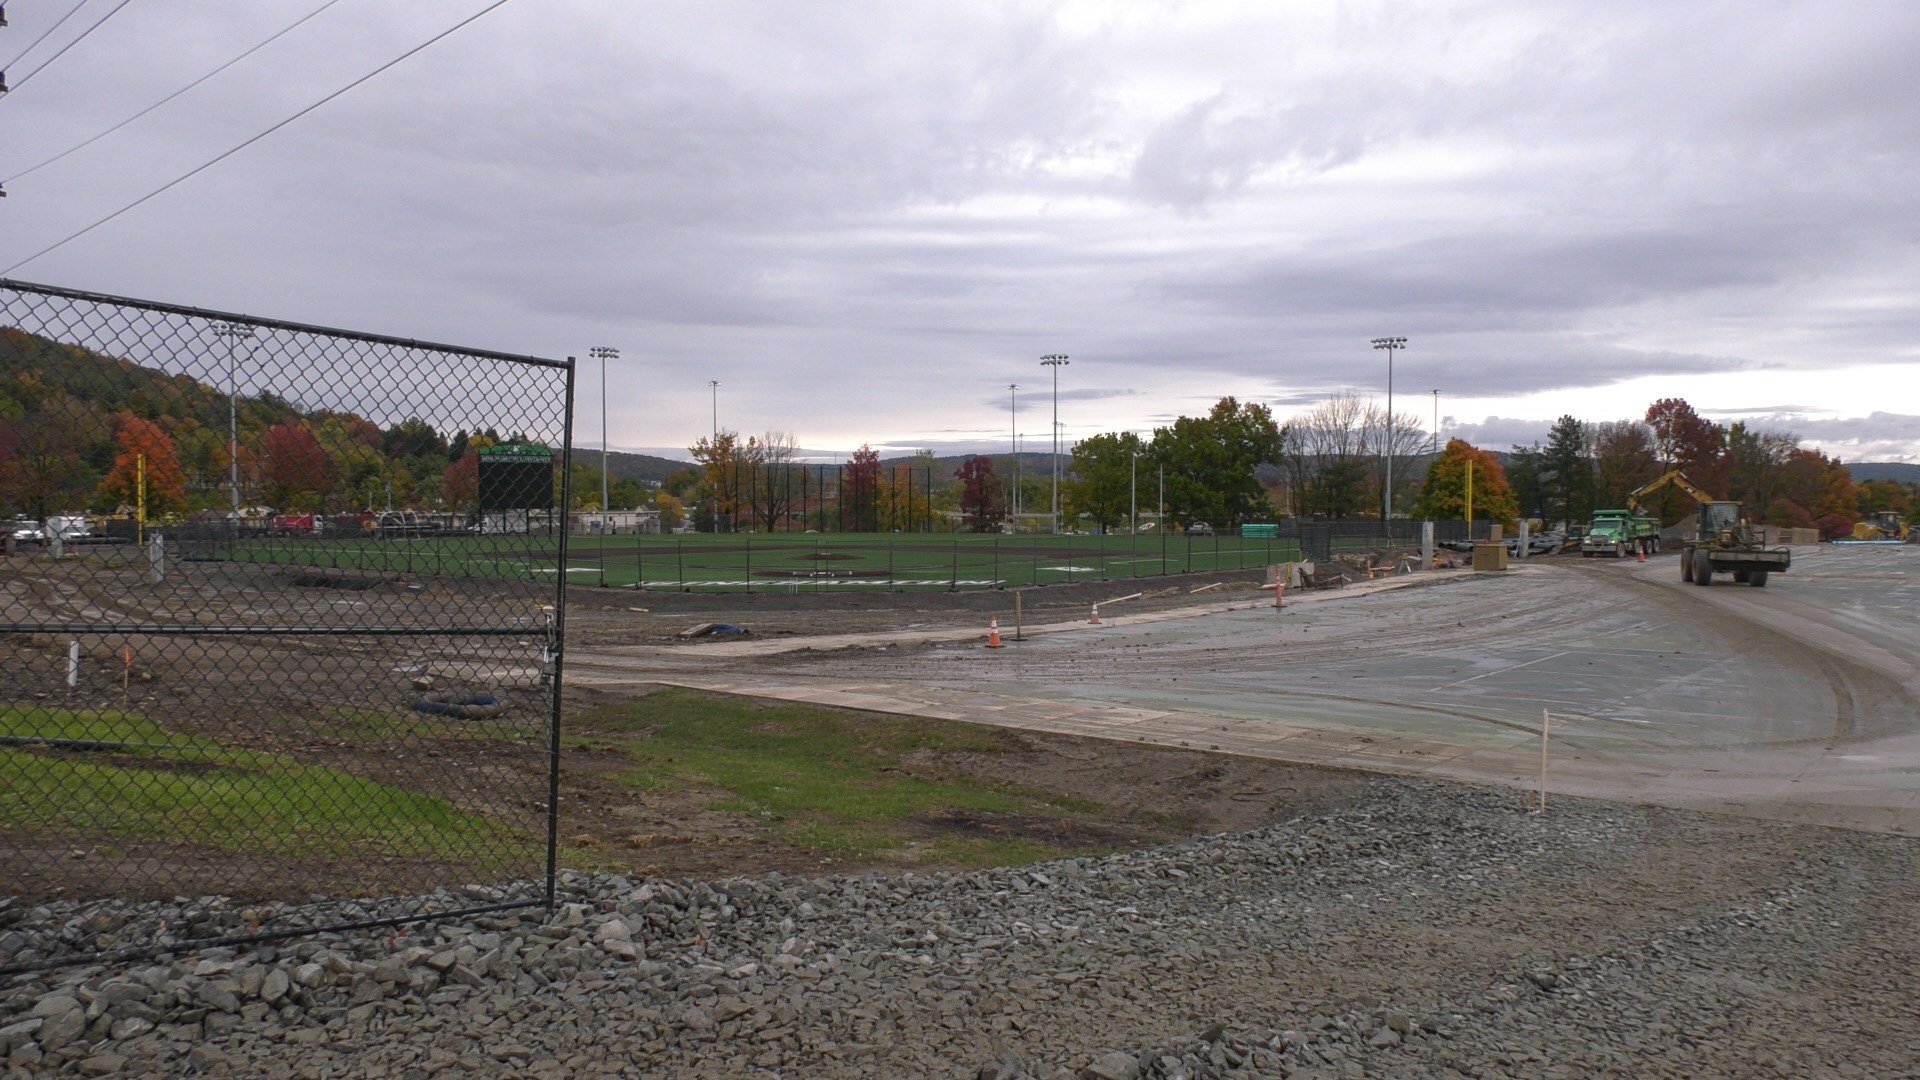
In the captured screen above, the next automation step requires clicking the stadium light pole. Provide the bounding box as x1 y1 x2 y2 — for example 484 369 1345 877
1431 389 1440 455
708 379 721 532
591 347 618 516
1371 337 1406 521
1041 355 1068 534
1008 383 1019 525
213 322 253 536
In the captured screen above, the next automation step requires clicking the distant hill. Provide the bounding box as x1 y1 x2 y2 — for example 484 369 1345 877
1846 462 1920 484
597 449 697 486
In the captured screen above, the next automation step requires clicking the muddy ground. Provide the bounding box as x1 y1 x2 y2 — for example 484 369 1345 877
4 547 1413 904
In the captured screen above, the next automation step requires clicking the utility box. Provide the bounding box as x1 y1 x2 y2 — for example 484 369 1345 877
1472 542 1509 572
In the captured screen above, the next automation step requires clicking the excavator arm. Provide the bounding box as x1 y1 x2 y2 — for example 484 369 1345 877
1626 469 1718 515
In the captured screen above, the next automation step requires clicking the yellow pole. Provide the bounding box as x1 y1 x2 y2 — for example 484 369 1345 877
1465 458 1474 536
136 453 146 547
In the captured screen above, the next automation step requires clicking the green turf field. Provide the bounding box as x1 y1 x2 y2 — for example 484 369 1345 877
229 529 1309 590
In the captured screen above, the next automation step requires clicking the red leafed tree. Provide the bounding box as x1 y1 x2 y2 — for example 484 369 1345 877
1644 397 1728 517
953 455 1002 532
845 444 882 532
262 422 332 509
99 413 187 514
443 449 479 510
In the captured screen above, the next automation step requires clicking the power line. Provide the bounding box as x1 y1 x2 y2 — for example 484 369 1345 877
3 0 516 274
1 0 135 98
1 0 89 74
6 0 348 185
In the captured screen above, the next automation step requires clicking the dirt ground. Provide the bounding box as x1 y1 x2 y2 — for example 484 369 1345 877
554 682 1377 882
2 546 1411 904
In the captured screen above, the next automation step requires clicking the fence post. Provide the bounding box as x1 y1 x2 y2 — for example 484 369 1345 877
679 539 687 593
635 528 644 589
745 538 752 592
993 538 999 588
888 535 895 592
1422 521 1434 571
146 533 166 585
951 536 959 591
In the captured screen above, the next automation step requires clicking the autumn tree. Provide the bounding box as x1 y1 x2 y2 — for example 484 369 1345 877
841 444 882 532
262 422 332 510
652 491 685 531
0 400 99 519
442 449 479 510
98 413 187 515
1412 439 1518 527
954 455 1003 532
689 431 745 532
1591 420 1660 509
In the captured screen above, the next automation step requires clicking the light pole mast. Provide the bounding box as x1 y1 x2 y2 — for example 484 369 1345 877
591 347 618 515
1371 337 1407 520
1431 389 1440 455
707 379 721 533
1007 383 1019 524
1040 354 1068 534
213 322 253 537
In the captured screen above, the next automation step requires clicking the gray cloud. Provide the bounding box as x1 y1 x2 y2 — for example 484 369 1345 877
2 1 1916 461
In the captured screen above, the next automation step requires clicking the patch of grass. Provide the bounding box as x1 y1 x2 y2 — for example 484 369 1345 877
2 705 533 864
574 689 1121 867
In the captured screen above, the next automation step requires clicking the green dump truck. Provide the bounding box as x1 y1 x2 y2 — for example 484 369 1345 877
1580 509 1659 558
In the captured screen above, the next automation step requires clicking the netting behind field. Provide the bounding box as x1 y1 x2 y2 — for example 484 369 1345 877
0 278 573 973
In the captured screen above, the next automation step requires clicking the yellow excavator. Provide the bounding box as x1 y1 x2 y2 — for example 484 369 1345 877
1626 469 1790 587
1850 511 1913 542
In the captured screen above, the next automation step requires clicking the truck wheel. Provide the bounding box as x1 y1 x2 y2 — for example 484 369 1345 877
1681 552 1694 582
1692 551 1713 586
1749 571 1768 588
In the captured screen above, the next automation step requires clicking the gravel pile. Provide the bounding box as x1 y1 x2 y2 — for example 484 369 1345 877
5 777 1915 1077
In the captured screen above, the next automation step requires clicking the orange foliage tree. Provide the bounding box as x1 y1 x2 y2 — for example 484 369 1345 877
1412 439 1519 526
98 413 187 515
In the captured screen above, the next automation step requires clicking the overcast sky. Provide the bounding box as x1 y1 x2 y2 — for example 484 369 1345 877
4 0 1916 462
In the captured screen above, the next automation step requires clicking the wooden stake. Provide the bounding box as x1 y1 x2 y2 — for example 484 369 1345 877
1533 708 1551 814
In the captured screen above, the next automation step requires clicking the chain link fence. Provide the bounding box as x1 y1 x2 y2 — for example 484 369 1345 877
0 279 573 973
550 518 1484 591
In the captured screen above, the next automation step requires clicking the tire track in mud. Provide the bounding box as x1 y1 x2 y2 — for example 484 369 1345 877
1613 567 1920 745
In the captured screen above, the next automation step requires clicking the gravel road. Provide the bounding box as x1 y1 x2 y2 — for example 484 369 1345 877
7 774 1915 1077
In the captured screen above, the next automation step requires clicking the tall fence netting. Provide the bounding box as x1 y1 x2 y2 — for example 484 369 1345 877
0 279 572 973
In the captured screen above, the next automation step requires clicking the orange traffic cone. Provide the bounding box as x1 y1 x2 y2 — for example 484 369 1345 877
986 616 1002 649
1089 604 1101 625
1637 546 1646 564
1275 581 1285 610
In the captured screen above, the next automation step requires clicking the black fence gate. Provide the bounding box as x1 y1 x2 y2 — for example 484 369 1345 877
0 279 572 973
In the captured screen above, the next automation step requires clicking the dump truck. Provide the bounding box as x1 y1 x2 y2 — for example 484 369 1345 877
1627 470 1789 587
1580 509 1660 558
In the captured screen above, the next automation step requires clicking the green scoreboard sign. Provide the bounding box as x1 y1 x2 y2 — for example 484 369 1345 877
478 444 554 511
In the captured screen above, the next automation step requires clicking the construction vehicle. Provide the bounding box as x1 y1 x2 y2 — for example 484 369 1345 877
1627 470 1790 587
1849 511 1913 542
1580 509 1660 558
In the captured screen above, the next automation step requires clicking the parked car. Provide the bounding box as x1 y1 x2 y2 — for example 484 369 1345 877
8 518 46 543
1187 521 1214 536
